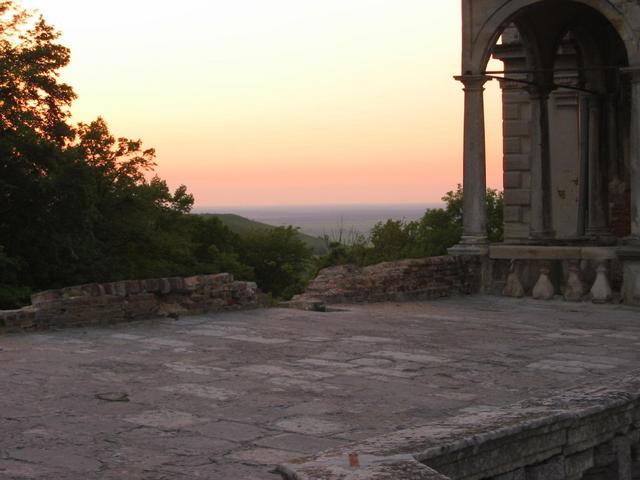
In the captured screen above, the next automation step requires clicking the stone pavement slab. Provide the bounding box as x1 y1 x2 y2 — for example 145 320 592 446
1 296 639 478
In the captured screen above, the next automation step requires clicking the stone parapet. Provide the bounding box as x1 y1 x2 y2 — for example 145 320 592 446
277 373 640 480
0 273 260 334
290 256 481 309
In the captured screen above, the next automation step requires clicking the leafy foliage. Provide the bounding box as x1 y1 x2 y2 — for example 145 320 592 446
319 185 504 268
0 1 312 307
0 245 30 309
240 226 313 300
0 1 504 308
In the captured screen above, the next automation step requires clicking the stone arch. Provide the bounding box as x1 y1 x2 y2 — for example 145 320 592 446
464 0 638 75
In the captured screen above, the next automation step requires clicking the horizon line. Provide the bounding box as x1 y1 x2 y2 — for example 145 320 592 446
193 201 445 210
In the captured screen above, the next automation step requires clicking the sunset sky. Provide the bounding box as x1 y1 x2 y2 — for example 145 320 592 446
23 0 504 208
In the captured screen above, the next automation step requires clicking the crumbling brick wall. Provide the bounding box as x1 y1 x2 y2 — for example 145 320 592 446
292 255 481 306
0 273 260 334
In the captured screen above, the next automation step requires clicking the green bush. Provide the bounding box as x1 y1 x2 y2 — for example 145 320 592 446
239 226 313 300
319 185 504 268
0 246 30 309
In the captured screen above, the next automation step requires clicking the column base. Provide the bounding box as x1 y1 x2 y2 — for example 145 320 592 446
448 236 489 256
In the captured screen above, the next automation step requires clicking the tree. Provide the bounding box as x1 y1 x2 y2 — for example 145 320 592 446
188 215 254 281
368 219 417 262
0 3 201 293
319 185 504 268
0 1 77 289
485 187 504 242
415 184 503 256
240 226 313 299
0 245 29 309
0 1 76 143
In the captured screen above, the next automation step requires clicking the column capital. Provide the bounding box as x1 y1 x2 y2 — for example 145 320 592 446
454 74 489 91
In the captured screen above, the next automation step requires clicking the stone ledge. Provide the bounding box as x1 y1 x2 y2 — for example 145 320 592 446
276 454 449 480
278 372 640 480
490 245 618 261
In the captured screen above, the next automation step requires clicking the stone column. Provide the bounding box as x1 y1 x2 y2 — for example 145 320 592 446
586 94 610 237
450 75 489 254
606 94 621 182
529 89 554 239
628 67 640 243
620 67 640 306
577 94 590 236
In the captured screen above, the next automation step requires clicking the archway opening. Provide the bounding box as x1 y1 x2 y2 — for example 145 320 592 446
484 0 630 244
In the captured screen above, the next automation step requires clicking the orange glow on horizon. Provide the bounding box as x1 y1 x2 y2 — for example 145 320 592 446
22 0 505 207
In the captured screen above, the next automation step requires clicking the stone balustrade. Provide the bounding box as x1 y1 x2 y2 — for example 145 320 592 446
0 273 261 334
488 245 632 303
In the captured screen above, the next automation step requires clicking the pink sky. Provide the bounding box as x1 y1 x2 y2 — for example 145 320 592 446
24 0 504 207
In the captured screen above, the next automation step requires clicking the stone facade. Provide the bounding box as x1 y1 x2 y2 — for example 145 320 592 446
451 0 640 306
278 374 640 480
0 273 260 334
289 256 481 309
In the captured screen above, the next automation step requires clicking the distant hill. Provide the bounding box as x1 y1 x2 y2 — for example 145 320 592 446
201 213 328 255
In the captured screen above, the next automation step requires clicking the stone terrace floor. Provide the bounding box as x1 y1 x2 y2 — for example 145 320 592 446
1 296 640 479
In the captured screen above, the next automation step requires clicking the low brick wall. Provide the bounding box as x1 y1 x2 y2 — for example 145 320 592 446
0 273 260 334
290 255 481 308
